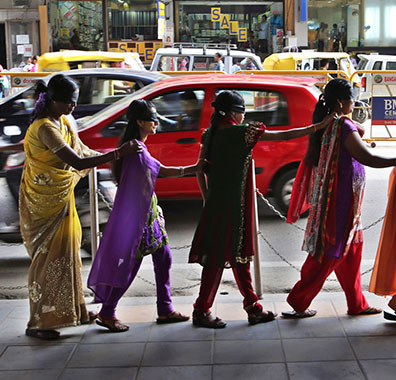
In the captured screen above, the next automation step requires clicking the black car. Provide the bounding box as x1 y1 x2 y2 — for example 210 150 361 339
0 68 167 169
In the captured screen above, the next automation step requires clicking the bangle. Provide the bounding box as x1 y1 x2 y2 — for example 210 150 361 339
179 166 185 177
113 149 121 160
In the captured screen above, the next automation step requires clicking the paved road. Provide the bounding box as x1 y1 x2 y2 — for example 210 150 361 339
0 142 394 300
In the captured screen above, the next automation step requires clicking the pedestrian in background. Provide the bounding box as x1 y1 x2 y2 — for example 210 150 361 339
257 15 269 54
30 56 38 72
214 52 224 72
284 78 396 319
21 74 141 340
317 22 329 52
189 90 335 328
88 99 202 332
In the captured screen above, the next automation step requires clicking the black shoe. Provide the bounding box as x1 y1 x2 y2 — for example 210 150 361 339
384 310 396 321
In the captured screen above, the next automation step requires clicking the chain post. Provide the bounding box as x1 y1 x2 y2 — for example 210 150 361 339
89 168 100 260
251 160 262 297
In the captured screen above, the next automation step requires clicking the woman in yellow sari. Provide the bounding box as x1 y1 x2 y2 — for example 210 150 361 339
20 74 141 340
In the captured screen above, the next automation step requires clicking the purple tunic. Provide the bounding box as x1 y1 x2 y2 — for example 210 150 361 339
87 144 161 303
325 118 365 258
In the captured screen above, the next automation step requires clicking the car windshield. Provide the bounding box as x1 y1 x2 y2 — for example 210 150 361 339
357 58 368 71
79 83 157 130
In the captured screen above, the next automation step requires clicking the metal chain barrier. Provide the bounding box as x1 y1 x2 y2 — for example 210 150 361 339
255 189 382 280
0 188 384 294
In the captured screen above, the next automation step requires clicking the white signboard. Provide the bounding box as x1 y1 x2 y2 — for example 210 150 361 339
372 74 396 85
11 76 39 87
23 44 33 57
16 34 29 44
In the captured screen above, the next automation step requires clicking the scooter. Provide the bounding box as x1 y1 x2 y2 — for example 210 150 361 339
352 99 371 124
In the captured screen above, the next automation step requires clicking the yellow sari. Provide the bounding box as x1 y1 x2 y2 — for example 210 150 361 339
20 116 95 330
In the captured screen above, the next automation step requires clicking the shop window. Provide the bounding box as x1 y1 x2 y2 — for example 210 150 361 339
385 5 396 39
50 1 103 51
108 0 158 40
364 7 380 41
215 89 288 126
149 90 204 132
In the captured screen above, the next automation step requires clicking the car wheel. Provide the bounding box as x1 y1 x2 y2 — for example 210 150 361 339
273 169 297 215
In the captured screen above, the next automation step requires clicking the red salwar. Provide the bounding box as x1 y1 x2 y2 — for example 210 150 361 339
287 241 369 314
194 262 259 313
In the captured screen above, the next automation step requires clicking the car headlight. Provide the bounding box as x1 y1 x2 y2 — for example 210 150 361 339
5 151 26 168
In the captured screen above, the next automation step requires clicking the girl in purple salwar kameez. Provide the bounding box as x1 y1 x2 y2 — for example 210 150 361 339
88 100 201 332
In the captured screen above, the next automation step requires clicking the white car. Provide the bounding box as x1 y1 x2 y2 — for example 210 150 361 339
150 43 263 74
357 54 396 100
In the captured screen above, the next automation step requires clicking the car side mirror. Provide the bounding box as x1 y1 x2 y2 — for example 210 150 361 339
12 99 28 112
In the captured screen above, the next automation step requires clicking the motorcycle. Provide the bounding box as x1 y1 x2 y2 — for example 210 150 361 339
0 165 116 254
352 99 371 124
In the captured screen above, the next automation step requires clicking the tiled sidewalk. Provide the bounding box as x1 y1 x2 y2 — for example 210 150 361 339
0 292 396 380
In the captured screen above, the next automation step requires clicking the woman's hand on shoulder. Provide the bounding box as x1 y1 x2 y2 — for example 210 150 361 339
118 139 142 157
315 112 338 130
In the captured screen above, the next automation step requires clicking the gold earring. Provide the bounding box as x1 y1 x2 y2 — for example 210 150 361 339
337 100 343 108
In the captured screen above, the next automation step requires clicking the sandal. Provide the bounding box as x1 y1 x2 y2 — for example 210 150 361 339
25 328 60 340
348 306 382 316
156 311 190 324
248 310 277 325
96 316 129 333
281 309 317 319
192 311 227 329
82 311 98 325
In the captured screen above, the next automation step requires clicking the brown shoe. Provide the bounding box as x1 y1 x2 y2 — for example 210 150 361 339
248 310 277 325
192 311 227 329
96 315 129 333
157 311 190 324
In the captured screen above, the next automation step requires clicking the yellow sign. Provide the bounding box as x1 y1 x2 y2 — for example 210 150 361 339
238 28 248 42
60 28 70 38
211 7 221 22
229 21 238 35
210 7 247 40
220 14 230 29
108 41 163 63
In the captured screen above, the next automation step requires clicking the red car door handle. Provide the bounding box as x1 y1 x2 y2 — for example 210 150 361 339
176 138 198 144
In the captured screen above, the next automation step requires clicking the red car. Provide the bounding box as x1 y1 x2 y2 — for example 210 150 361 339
79 74 320 213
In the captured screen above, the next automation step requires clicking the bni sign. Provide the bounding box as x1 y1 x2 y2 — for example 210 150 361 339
372 97 396 125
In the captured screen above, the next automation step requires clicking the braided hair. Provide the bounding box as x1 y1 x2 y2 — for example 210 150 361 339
305 78 354 166
113 99 155 184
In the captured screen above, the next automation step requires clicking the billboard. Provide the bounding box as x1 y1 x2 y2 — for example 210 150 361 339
372 97 396 125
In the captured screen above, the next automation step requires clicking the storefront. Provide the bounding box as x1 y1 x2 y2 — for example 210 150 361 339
48 0 103 51
175 1 284 53
307 0 355 51
106 0 163 65
307 0 396 52
47 0 164 64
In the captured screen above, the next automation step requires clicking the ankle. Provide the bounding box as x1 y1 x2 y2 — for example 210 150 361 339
245 301 263 316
